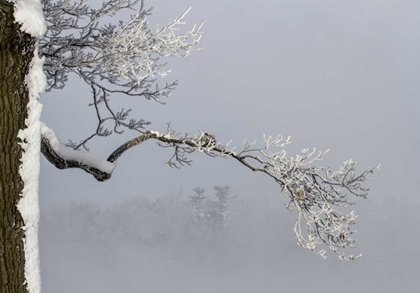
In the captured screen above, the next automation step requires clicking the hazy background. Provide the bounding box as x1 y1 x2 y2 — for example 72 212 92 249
39 0 420 292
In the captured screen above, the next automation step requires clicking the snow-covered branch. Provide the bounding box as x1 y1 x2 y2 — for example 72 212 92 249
40 124 378 259
41 122 115 181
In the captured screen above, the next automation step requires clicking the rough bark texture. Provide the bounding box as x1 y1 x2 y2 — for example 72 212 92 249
0 1 36 292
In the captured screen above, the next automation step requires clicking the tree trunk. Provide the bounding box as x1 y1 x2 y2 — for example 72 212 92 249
0 1 36 292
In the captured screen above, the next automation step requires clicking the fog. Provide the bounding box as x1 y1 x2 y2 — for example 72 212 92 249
39 188 419 293
39 0 420 292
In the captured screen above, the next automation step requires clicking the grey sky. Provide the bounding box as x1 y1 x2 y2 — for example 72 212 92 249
39 0 420 291
40 0 418 206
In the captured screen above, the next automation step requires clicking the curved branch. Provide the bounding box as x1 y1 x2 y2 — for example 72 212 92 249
40 125 379 260
107 131 283 186
41 136 112 182
41 128 279 182
40 122 116 181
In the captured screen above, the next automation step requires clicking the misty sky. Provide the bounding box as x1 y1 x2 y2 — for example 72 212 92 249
40 0 419 206
39 0 419 291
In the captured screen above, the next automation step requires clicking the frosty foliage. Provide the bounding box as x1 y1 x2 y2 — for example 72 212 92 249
40 0 203 148
41 0 202 93
38 0 379 259
138 129 379 260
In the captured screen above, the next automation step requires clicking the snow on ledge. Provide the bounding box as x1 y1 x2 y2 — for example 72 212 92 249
41 122 116 174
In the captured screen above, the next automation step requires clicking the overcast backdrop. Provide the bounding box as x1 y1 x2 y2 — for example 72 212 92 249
39 0 419 292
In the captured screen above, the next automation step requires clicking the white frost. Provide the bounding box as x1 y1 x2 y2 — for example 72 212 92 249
41 123 116 174
16 48 45 293
12 0 47 37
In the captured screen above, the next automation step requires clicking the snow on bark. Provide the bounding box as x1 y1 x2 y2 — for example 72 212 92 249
11 0 47 292
16 49 45 293
12 0 46 37
41 123 116 174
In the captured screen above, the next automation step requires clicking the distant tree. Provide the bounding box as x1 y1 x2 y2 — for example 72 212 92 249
2 0 378 292
206 185 234 235
189 187 207 220
188 185 234 237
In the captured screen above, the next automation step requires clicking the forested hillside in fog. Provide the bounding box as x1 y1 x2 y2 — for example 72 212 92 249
40 187 420 293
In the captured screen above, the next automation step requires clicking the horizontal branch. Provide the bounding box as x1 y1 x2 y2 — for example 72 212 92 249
41 128 275 181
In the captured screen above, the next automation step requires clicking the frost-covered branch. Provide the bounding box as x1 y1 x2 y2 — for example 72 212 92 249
41 0 203 147
41 0 203 96
38 0 378 260
63 85 152 151
40 124 378 259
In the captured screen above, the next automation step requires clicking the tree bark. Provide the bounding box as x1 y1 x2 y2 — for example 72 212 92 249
0 1 36 292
